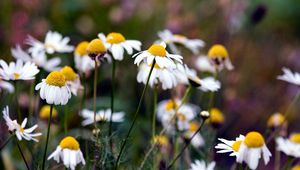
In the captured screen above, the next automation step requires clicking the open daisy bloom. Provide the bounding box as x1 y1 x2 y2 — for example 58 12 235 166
207 44 233 71
79 109 125 126
39 105 58 120
267 112 286 128
277 67 300 86
98 32 142 60
74 41 95 73
276 133 300 157
60 66 83 96
86 39 107 60
158 29 205 55
133 42 183 69
207 108 225 128
236 131 271 170
0 78 14 93
48 136 85 170
0 59 39 80
189 160 215 170
3 106 42 142
215 135 245 157
35 71 71 105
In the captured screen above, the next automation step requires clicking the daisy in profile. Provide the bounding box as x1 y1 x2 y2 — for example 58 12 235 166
2 106 42 142
11 45 61 72
60 66 83 96
39 105 58 120
215 135 245 157
276 133 300 157
48 136 85 170
189 160 215 170
26 30 74 56
86 39 107 60
184 122 205 148
74 41 95 73
98 32 141 60
137 63 178 90
267 112 286 128
277 67 300 86
35 71 71 105
133 42 183 68
158 29 205 54
0 59 39 80
207 44 233 71
0 78 14 93
195 56 216 73
207 108 225 128
236 131 271 170
79 109 125 126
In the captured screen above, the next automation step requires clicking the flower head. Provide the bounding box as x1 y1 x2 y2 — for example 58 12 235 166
189 160 215 170
74 41 95 73
207 44 233 71
0 59 39 80
39 105 58 120
215 135 245 157
277 67 300 86
60 66 83 96
208 108 225 128
152 135 169 147
267 113 286 128
86 39 107 60
79 109 125 126
276 133 300 157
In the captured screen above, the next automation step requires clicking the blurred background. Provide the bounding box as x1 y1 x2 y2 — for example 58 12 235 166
0 0 300 169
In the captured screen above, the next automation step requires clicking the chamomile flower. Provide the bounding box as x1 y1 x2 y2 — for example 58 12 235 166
276 133 300 157
98 32 141 60
2 106 42 142
208 108 225 128
207 44 234 71
215 135 245 157
277 67 300 86
86 39 107 60
195 56 216 73
11 45 61 72
26 31 74 56
74 41 95 73
189 160 216 170
39 105 58 120
79 109 125 126
133 42 183 68
236 131 271 170
267 113 286 128
0 59 39 80
35 71 71 105
185 122 205 148
158 29 205 54
152 135 169 147
137 63 178 90
0 78 14 93
48 136 85 170
60 66 83 96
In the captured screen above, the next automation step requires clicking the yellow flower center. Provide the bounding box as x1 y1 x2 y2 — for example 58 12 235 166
244 131 265 148
39 105 58 119
20 127 25 133
232 140 242 152
45 71 66 87
60 66 77 81
292 165 300 170
106 32 126 44
14 73 20 79
189 122 199 132
209 108 225 124
177 113 187 122
290 133 300 144
59 136 80 150
153 135 168 146
75 41 89 57
267 113 285 127
208 44 229 59
87 39 107 55
148 44 166 57
165 100 178 111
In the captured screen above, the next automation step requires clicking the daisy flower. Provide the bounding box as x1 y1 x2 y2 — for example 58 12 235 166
2 106 42 142
86 39 107 60
74 41 95 73
98 32 141 60
79 109 125 126
0 78 14 93
215 135 245 157
195 56 216 73
236 131 272 170
207 44 234 71
137 63 178 90
277 67 300 86
26 30 74 56
158 29 205 54
152 135 169 147
0 59 39 80
276 133 300 157
189 160 215 170
35 71 71 105
48 136 85 170
11 45 61 72
60 66 83 96
133 42 183 69
39 105 58 120
267 112 286 128
207 108 225 128
185 122 205 148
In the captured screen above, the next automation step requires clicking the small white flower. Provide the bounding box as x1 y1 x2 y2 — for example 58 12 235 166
48 136 85 170
276 134 300 158
35 71 71 105
74 41 95 73
195 56 216 73
98 32 141 61
189 160 215 170
79 109 125 126
0 79 14 93
2 106 42 142
133 42 183 69
277 67 300 86
158 29 205 54
26 31 74 56
0 59 39 80
215 135 245 157
208 44 234 71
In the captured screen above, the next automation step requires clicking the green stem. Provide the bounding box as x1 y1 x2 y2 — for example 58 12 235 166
0 135 13 151
93 60 98 130
42 104 53 170
114 60 156 170
109 59 116 150
152 85 158 138
15 137 30 170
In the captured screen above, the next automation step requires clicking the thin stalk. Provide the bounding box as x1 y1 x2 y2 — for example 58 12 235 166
42 104 53 170
93 60 98 130
16 137 30 170
114 61 156 169
0 135 13 151
152 85 158 138
109 59 116 150
80 73 86 111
